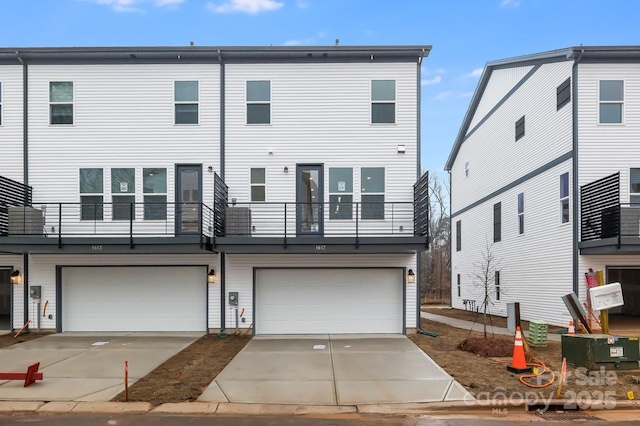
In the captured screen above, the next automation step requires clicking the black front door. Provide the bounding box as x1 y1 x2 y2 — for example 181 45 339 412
296 164 323 236
176 165 202 235
0 269 10 330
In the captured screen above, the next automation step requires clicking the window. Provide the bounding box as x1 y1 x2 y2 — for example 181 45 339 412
465 161 469 178
515 116 525 141
517 193 524 234
329 168 353 220
560 172 570 223
361 167 385 220
493 202 501 242
174 81 199 124
371 80 395 124
599 80 623 124
495 271 500 301
250 168 266 202
557 78 571 110
111 168 135 221
630 169 640 204
50 81 74 125
456 220 461 251
143 168 167 220
457 274 461 298
247 81 270 124
80 168 103 220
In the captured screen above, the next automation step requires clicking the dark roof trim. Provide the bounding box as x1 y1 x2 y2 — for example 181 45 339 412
444 45 640 171
1 45 431 64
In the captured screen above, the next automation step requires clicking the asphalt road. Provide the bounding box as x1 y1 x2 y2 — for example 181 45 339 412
0 413 636 425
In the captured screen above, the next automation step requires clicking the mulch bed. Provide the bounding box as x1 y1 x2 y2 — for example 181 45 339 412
459 337 513 357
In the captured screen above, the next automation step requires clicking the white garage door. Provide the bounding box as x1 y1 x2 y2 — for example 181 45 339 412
62 266 206 332
255 268 403 334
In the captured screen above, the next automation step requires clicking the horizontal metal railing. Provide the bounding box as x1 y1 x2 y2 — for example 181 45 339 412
220 201 418 238
3 202 215 239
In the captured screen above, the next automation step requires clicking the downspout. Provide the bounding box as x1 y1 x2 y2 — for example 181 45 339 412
17 51 30 328
571 50 583 296
416 51 423 330
218 49 226 332
448 169 453 308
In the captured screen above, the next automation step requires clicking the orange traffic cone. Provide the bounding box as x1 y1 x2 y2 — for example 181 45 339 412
507 326 533 374
568 320 575 335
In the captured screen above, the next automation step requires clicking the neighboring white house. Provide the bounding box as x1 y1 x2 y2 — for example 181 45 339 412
0 45 431 334
445 46 640 327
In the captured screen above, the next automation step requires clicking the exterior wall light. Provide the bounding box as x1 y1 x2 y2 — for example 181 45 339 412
407 269 415 284
10 270 21 284
284 166 289 174
208 269 216 284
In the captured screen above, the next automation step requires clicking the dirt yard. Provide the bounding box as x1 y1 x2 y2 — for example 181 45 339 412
0 331 53 348
410 318 640 404
112 333 250 406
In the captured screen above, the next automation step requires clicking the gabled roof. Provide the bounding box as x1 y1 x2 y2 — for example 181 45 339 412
0 45 431 64
444 46 640 171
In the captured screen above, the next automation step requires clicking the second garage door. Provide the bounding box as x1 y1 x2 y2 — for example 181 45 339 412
61 266 207 332
255 268 403 334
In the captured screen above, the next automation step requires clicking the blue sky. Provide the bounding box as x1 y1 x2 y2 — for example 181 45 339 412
2 0 638 178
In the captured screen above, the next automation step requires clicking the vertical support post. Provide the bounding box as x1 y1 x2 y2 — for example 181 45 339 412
124 361 129 401
58 203 62 248
283 203 287 247
129 202 134 249
355 203 359 248
596 270 609 334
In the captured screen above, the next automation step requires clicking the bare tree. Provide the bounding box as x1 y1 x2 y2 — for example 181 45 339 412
420 172 450 304
468 240 502 338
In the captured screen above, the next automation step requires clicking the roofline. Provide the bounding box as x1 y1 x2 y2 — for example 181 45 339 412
444 45 640 171
1 45 431 63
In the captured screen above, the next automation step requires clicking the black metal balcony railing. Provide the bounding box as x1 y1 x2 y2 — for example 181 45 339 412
0 176 32 236
581 172 620 242
4 202 215 239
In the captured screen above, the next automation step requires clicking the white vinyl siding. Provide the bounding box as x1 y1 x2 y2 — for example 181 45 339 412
225 253 417 332
0 66 24 182
451 61 573 214
27 64 220 210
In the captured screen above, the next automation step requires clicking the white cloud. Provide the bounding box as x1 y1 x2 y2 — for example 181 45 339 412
463 68 483 78
421 75 442 86
500 0 521 7
284 31 326 46
206 0 284 14
434 91 452 101
85 0 183 12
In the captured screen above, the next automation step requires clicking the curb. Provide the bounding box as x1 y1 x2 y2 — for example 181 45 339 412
1 398 639 415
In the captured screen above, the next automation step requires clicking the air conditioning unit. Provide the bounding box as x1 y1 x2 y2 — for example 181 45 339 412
225 207 251 236
8 206 44 235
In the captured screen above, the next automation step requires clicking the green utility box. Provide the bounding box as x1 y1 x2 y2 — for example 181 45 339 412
561 334 640 370
527 320 548 347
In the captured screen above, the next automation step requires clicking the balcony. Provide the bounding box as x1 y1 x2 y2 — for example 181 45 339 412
0 172 429 254
579 172 640 254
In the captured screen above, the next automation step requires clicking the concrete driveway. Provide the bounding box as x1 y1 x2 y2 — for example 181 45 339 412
199 335 472 405
0 332 202 401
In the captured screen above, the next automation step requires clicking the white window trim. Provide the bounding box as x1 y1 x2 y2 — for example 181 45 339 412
359 166 386 221
250 167 267 202
79 167 104 221
329 167 354 221
598 79 624 125
246 80 271 126
370 79 396 125
111 168 137 221
142 167 169 222
49 80 75 126
174 81 200 126
560 172 570 224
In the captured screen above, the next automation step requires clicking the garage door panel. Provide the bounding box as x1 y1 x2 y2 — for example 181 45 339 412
62 266 206 332
256 269 402 334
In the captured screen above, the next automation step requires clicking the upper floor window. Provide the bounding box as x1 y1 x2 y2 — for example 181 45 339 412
557 78 571 110
630 168 640 204
517 192 524 234
174 81 199 124
515 116 525 141
80 168 103 220
329 167 353 220
465 161 470 178
361 167 385 219
456 220 461 251
111 168 135 221
250 168 266 202
371 80 395 124
599 80 623 124
493 202 501 242
457 274 461 297
50 81 74 125
143 168 167 220
495 271 500 301
560 172 570 223
247 81 270 124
